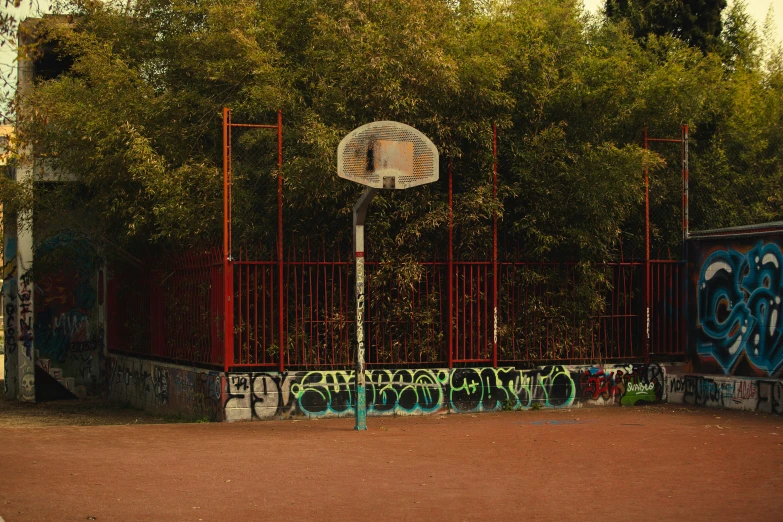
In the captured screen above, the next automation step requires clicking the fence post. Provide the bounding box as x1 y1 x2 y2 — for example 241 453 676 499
448 160 454 369
223 107 234 373
492 123 498 368
277 109 285 374
150 269 165 357
682 124 689 253
643 125 650 363
682 124 689 358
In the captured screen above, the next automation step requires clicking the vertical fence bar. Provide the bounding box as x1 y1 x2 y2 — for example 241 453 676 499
682 124 689 255
492 123 498 368
643 125 650 363
277 109 285 373
223 107 234 372
150 270 165 357
448 160 454 369
682 124 689 359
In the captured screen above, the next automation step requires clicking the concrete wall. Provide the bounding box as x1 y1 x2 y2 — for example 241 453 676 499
7 15 39 403
3 222 18 399
666 372 783 414
224 364 666 422
106 355 224 421
105 356 783 420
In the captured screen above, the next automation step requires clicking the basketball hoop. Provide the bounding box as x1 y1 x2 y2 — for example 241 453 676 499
337 121 439 430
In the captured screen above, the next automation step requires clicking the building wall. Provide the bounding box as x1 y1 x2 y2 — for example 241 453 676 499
223 364 666 422
4 17 40 402
689 233 783 378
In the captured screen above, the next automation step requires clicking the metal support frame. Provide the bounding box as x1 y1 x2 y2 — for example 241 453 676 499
353 187 377 431
223 108 233 373
277 110 285 374
643 124 690 361
223 107 283 373
682 125 689 361
492 123 499 367
643 126 650 363
448 160 454 369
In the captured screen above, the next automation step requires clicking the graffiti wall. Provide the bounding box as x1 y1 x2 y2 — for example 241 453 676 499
106 355 224 421
690 234 783 378
34 232 100 392
223 364 666 422
666 373 783 415
3 230 18 398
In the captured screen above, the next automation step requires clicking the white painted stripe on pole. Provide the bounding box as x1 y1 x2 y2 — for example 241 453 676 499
355 225 364 252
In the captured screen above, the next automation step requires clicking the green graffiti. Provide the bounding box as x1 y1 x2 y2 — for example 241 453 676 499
620 380 658 406
537 366 576 408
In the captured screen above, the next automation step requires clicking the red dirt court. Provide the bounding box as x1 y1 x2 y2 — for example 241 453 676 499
1 405 782 521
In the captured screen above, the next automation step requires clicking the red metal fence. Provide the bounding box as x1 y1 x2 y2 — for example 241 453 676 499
107 110 688 370
109 248 225 368
109 253 684 370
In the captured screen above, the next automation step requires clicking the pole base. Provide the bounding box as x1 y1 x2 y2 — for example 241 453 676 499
354 384 367 431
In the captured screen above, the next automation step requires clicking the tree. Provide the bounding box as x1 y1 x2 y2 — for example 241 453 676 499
605 0 728 53
4 0 779 267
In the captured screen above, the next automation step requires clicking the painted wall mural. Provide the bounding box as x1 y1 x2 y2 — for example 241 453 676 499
692 238 783 377
104 359 664 422
34 233 97 358
223 364 665 422
34 232 100 390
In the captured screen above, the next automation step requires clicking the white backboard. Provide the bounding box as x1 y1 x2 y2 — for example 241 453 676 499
337 121 439 189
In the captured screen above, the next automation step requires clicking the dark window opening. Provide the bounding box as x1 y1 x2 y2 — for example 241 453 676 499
33 39 74 82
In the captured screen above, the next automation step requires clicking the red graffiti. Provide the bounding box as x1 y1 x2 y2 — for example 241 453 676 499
733 380 756 401
580 369 625 401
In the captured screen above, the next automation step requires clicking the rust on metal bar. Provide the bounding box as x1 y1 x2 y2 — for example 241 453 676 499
229 123 279 129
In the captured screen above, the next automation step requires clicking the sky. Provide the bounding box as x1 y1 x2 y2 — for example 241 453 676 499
1 0 781 116
584 0 781 43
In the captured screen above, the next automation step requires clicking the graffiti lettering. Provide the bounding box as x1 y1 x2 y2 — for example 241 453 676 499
5 302 16 356
579 364 663 406
18 278 33 359
153 366 169 405
222 364 664 421
756 380 783 415
697 242 783 376
108 356 223 421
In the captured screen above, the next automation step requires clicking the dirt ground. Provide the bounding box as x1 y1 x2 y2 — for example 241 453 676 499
0 394 782 522
0 379 185 427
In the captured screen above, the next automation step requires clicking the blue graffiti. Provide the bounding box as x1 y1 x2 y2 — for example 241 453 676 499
34 231 97 362
697 242 783 375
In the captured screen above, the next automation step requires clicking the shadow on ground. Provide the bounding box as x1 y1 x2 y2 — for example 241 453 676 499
0 379 196 427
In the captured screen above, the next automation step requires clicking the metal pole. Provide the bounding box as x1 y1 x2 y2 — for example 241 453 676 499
353 187 377 431
643 125 650 363
682 124 689 248
448 160 454 369
682 124 689 358
223 107 234 373
492 123 498 368
277 109 285 374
